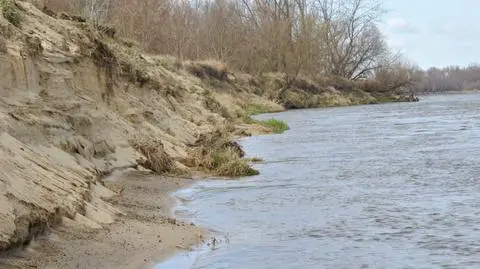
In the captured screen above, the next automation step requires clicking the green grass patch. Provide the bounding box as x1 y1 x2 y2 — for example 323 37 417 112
1 0 22 27
260 119 290 134
242 114 290 134
238 103 288 133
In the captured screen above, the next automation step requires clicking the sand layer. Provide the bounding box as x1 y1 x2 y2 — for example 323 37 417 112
0 1 276 260
0 170 206 269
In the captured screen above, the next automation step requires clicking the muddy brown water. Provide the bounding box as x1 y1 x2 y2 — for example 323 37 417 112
161 94 480 269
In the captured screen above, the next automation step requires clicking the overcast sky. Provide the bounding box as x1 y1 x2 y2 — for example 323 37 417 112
380 0 480 69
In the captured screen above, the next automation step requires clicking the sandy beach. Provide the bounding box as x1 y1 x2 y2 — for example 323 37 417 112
0 171 206 269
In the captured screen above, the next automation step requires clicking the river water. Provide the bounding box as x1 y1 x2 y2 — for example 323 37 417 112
168 94 480 269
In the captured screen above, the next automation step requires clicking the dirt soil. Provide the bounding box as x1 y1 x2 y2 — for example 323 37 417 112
0 170 206 269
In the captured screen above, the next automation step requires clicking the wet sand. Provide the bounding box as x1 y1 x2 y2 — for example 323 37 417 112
0 171 206 269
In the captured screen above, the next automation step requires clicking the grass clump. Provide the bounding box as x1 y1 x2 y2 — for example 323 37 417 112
259 119 289 134
211 148 259 177
239 103 289 134
188 128 259 178
241 113 290 134
1 0 22 28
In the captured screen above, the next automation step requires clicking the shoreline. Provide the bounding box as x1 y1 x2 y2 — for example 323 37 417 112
0 170 208 269
416 90 480 96
0 100 420 269
155 183 216 269
0 100 421 269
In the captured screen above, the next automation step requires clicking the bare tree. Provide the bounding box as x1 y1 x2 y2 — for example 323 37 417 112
76 0 112 25
46 0 410 91
374 57 420 92
316 0 387 79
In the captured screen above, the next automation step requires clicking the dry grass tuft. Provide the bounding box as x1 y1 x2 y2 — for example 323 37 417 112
186 60 228 81
59 12 86 23
315 76 355 92
96 24 116 38
292 76 320 93
130 135 173 174
92 39 117 68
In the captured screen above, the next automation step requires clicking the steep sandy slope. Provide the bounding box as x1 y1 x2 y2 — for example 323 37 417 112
0 1 280 253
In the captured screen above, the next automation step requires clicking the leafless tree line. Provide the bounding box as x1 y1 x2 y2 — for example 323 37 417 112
45 0 411 83
409 65 480 93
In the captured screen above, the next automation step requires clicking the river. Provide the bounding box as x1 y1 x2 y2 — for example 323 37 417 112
161 94 480 269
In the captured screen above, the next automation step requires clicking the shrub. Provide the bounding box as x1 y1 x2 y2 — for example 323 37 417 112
1 0 22 28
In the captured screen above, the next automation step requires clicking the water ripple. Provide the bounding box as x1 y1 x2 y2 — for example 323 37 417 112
166 94 480 269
